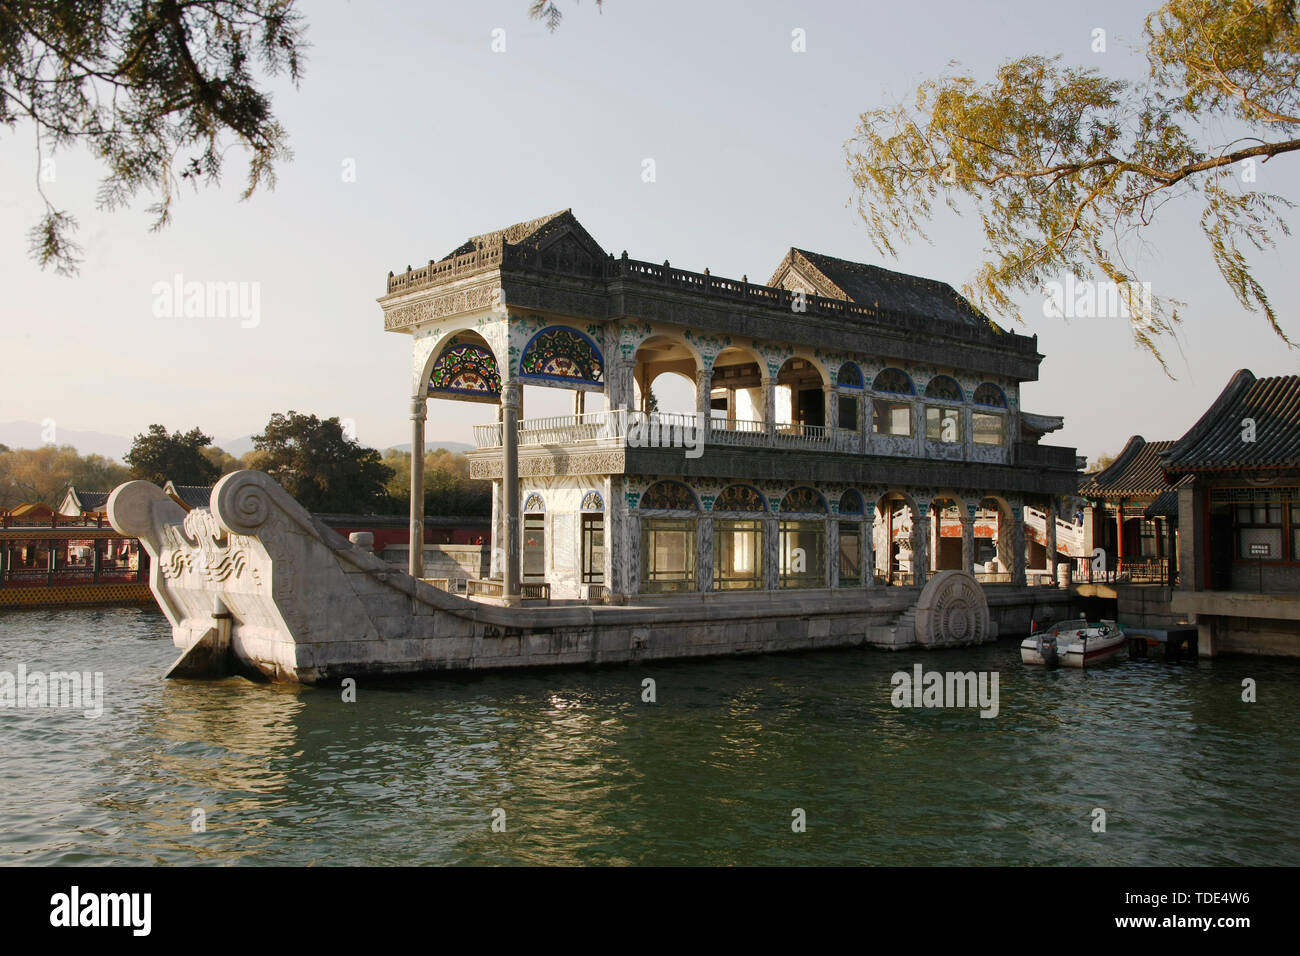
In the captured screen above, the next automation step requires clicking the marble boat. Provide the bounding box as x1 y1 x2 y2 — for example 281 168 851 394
107 471 1016 684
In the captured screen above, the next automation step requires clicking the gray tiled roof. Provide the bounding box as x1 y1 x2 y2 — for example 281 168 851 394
1161 370 1300 474
163 482 214 510
1079 436 1177 499
786 249 998 329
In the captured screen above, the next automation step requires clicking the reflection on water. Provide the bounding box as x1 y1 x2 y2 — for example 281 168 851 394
1 606 1297 865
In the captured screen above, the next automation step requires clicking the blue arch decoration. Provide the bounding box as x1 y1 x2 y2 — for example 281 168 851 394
581 490 605 512
639 480 699 511
925 375 963 402
839 489 864 514
973 382 1007 407
519 326 604 386
837 362 864 389
713 484 768 513
872 367 915 395
780 487 828 514
429 341 501 398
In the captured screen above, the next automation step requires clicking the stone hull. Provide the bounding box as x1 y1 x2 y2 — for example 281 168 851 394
109 471 1016 685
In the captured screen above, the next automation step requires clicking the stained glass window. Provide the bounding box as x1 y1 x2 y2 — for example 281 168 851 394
519 327 604 383
839 490 863 514
428 343 501 397
713 484 767 513
973 382 1006 407
640 481 698 511
925 375 963 401
581 491 605 512
838 362 864 389
524 493 545 513
781 487 827 514
872 367 914 395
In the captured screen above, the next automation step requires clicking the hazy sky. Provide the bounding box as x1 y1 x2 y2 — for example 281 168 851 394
2 0 1297 461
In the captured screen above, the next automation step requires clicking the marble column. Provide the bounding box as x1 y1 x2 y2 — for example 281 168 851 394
502 383 521 603
827 518 840 588
862 504 877 587
763 373 776 440
1011 503 1027 586
763 513 779 590
697 512 714 592
408 397 426 579
962 502 977 573
913 504 930 587
695 368 713 444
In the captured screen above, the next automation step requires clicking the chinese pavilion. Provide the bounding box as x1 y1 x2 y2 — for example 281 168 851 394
380 210 1081 606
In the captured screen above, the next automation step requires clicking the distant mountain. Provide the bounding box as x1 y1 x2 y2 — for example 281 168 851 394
385 441 474 455
0 421 130 460
213 434 256 458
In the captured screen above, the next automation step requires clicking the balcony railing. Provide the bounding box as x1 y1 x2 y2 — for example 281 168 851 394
468 411 1072 469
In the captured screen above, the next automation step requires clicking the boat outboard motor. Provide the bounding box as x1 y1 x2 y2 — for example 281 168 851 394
1040 635 1060 669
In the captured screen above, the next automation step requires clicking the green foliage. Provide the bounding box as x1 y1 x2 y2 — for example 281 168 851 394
2 0 306 274
528 0 602 32
124 424 222 486
252 411 393 513
0 444 130 508
846 0 1300 370
381 448 491 516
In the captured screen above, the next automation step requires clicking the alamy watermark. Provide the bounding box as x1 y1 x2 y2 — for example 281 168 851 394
1042 275 1152 321
151 273 261 328
891 664 999 718
0 665 103 718
622 407 705 459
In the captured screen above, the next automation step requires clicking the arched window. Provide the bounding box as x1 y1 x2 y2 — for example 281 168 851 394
925 375 963 401
837 362 864 389
872 368 915 395
713 484 767 513
780 487 827 514
925 376 964 444
581 491 604 512
428 341 501 399
838 490 864 586
972 384 1007 446
872 368 914 437
524 493 545 513
580 491 604 586
639 480 699 511
519 326 604 385
639 482 697 592
973 383 1006 407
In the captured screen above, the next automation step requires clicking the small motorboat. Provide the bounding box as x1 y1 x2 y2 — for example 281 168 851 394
1021 618 1125 668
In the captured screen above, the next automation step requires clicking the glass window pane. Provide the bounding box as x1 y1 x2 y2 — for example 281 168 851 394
973 412 1004 445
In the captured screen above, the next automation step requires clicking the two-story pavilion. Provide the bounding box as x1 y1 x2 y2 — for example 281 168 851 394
379 211 1080 605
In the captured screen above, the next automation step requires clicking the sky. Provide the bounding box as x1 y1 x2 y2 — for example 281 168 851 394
1 0 1297 463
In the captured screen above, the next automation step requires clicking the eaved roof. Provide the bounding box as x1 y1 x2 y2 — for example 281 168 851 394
440 208 601 260
769 248 1001 331
162 482 215 511
62 487 111 514
1161 370 1300 474
1079 436 1178 500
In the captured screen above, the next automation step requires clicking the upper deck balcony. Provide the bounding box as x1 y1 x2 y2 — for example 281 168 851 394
469 408 1078 472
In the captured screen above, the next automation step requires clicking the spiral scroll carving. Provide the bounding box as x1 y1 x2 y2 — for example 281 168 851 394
913 570 991 647
215 471 275 534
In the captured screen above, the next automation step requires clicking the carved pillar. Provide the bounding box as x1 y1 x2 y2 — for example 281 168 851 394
502 383 522 603
695 367 712 444
409 397 426 579
763 372 776 441
602 476 617 599
913 503 929 587
763 513 779 590
827 518 840 588
697 512 714 592
490 479 503 577
825 386 837 430
862 504 876 586
962 502 977 573
1011 502 1027 586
